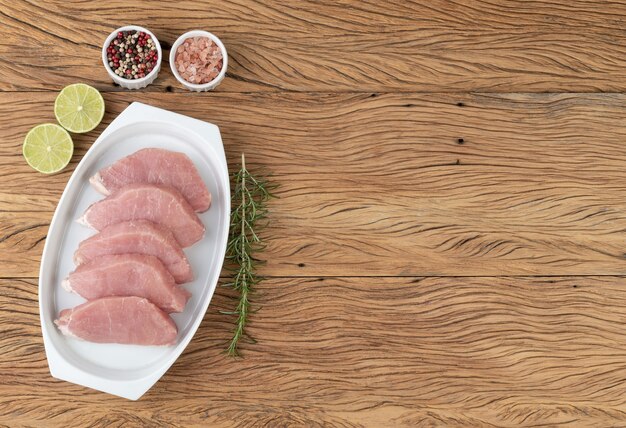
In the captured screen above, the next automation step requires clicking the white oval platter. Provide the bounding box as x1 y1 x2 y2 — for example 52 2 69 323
39 102 230 400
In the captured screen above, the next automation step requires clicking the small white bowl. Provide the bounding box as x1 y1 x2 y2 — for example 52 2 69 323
102 25 162 90
169 30 228 92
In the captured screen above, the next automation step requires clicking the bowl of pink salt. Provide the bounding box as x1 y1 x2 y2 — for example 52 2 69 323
170 30 227 91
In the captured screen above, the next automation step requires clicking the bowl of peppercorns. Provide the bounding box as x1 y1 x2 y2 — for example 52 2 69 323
102 25 162 90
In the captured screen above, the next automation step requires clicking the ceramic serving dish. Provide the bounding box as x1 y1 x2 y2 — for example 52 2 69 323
169 30 228 91
39 102 230 400
102 26 162 90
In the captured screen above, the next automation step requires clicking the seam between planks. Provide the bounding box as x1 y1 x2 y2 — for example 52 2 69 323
4 90 626 95
6 275 626 280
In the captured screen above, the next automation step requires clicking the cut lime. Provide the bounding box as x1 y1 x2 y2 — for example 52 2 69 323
54 83 105 133
23 124 73 174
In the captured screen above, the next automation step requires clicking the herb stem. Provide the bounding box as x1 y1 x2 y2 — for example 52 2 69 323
224 153 275 356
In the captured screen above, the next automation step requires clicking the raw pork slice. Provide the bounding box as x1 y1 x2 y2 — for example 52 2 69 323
74 220 193 283
55 296 177 346
91 148 211 212
80 184 205 247
63 254 190 313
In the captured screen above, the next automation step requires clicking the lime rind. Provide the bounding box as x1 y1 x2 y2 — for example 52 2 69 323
54 83 105 133
23 123 73 174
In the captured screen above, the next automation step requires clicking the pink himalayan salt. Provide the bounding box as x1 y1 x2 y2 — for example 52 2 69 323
175 36 223 85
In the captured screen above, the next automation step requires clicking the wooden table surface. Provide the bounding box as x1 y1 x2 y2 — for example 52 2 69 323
2 1 626 426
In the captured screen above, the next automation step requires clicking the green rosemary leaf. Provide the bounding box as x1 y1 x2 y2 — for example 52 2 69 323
223 153 276 357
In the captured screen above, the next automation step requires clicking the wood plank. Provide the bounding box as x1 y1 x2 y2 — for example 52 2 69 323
3 1 626 92
2 276 626 426
1 92 626 277
0 212 48 278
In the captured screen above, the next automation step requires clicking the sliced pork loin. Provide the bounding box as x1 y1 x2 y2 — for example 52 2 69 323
55 296 177 346
74 220 193 284
90 148 211 212
63 254 190 313
79 184 205 247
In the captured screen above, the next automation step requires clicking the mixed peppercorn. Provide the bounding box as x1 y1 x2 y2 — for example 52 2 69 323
106 30 158 80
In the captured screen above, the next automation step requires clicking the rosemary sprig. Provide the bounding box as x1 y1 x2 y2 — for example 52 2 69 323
223 153 275 356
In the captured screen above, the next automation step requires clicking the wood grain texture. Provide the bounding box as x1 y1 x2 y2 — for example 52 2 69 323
2 1 626 426
3 1 626 92
1 92 625 277
2 276 626 427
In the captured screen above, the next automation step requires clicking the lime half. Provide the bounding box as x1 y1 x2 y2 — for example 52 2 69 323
23 124 73 174
54 83 105 133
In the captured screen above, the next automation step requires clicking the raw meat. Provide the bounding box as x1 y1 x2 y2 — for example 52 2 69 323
63 254 190 313
80 184 205 247
74 220 193 284
90 148 211 212
55 296 177 346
